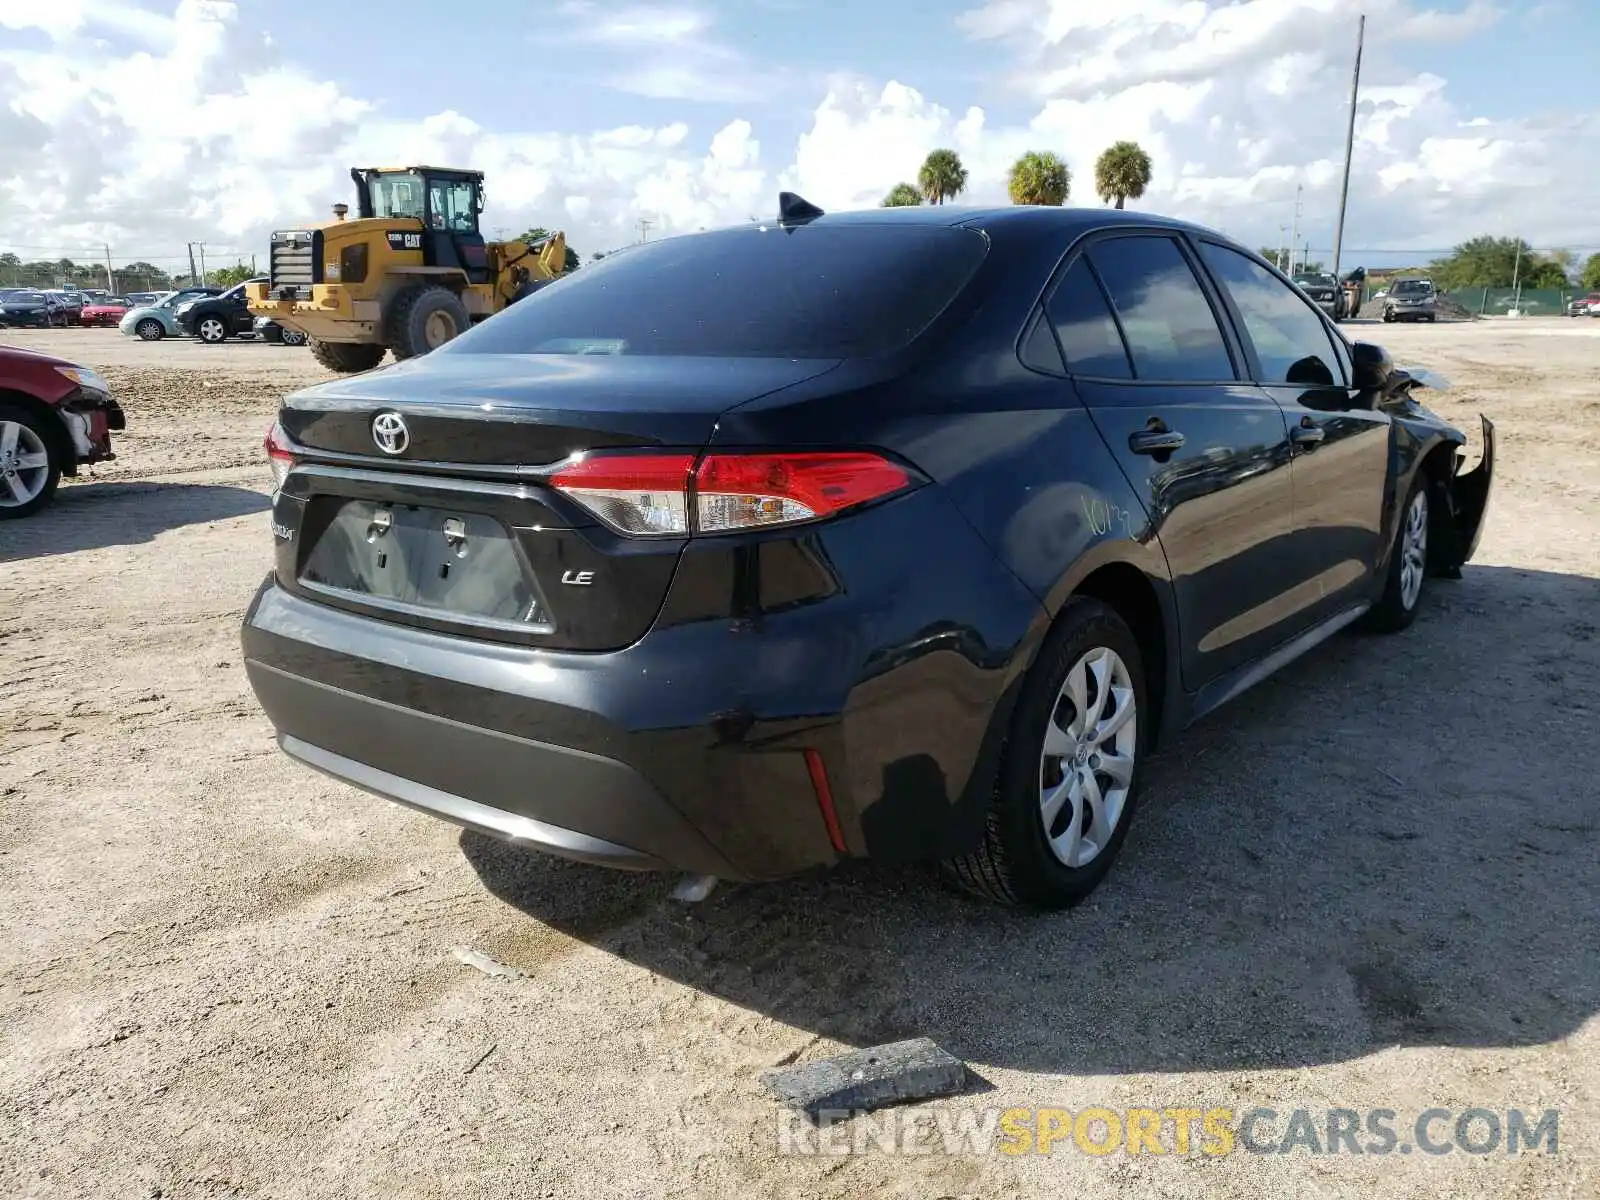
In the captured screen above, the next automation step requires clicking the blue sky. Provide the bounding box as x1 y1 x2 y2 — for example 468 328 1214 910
1 0 1597 271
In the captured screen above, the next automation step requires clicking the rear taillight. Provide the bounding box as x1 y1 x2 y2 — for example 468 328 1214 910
548 453 695 536
549 450 916 537
264 421 296 491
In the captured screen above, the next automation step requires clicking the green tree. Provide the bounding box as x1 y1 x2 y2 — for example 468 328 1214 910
209 262 257 287
917 149 968 206
1582 252 1600 291
1522 256 1569 289
518 227 580 273
1094 141 1153 209
1428 236 1540 289
880 182 922 207
1007 151 1071 206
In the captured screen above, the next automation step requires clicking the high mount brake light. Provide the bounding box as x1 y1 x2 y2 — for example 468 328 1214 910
264 421 296 490
549 451 915 537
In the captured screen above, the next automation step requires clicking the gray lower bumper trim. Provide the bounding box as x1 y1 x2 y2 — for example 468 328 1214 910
281 735 667 871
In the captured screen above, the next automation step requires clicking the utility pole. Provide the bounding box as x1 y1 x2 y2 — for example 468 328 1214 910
1287 186 1304 274
636 218 653 244
1331 12 1366 281
103 244 115 291
197 243 208 282
187 242 198 284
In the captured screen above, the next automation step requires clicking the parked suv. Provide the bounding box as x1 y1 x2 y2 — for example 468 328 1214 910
243 204 1493 909
1291 271 1345 321
178 278 268 343
1383 278 1437 323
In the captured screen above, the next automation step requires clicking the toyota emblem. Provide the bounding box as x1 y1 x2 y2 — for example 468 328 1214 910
371 411 409 455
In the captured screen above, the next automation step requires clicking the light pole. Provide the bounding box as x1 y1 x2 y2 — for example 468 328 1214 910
1331 13 1366 281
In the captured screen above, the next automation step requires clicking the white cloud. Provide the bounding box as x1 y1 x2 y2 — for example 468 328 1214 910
557 1 767 102
0 0 1595 277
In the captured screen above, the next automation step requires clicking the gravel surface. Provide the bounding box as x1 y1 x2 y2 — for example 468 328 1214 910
2 322 1597 1198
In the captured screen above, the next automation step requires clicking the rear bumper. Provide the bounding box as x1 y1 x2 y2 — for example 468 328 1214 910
248 284 380 342
240 482 1042 880
250 658 740 875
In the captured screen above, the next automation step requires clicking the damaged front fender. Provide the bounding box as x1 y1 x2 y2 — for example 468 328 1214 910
1441 414 1494 572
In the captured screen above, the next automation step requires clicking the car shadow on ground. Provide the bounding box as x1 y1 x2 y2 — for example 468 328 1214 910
462 562 1600 1076
0 480 270 562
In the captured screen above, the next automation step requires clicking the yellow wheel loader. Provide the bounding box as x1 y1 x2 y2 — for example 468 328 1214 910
247 166 569 373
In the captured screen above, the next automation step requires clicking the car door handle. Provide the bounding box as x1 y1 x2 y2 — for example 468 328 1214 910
1129 428 1186 455
1291 422 1326 448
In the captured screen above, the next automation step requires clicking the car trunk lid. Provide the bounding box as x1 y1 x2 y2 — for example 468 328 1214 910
272 352 841 651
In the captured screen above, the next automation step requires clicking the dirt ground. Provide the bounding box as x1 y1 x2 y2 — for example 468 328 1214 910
2 321 1597 1199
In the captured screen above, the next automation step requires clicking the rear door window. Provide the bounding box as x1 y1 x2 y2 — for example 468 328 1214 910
443 225 989 359
1086 236 1236 382
1043 259 1133 379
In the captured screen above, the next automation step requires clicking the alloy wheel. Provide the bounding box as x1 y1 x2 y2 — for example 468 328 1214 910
1039 646 1138 869
1399 489 1429 610
199 317 225 343
0 420 51 508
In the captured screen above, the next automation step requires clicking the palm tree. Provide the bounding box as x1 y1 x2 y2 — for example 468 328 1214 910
1008 152 1071 206
917 149 969 206
881 183 922 208
1094 141 1153 209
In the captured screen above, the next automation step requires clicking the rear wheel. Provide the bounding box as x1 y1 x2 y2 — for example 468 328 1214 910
0 403 61 520
136 319 164 341
388 285 471 360
310 340 386 374
280 328 308 347
944 598 1147 910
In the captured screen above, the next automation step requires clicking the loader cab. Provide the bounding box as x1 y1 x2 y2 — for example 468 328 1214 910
352 166 491 285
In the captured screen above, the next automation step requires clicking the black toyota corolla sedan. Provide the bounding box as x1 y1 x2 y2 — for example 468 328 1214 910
242 198 1494 910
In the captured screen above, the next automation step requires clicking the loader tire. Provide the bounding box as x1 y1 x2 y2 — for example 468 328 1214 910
310 340 386 374
388 285 471 360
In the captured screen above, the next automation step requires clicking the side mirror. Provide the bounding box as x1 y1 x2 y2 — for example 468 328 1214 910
1350 340 1393 392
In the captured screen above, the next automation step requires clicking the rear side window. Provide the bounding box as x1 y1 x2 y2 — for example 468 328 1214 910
1086 236 1235 382
444 225 989 359
1044 259 1132 379
1198 242 1345 387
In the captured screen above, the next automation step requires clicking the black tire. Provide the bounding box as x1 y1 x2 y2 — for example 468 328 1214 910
943 598 1150 910
387 285 471 360
136 319 164 341
1382 308 1394 323
1361 473 1433 634
196 313 229 344
0 402 62 520
309 339 386 374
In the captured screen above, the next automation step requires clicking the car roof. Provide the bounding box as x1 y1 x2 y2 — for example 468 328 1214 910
784 204 1198 237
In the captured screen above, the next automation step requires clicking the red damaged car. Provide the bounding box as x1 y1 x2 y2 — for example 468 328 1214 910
79 297 133 328
0 345 123 518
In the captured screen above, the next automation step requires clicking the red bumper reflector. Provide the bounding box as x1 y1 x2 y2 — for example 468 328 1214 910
803 748 847 854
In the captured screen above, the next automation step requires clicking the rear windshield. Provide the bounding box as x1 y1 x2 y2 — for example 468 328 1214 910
444 224 990 359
